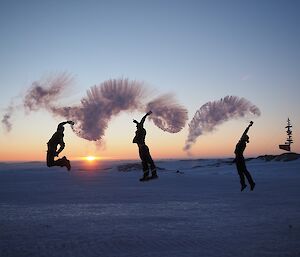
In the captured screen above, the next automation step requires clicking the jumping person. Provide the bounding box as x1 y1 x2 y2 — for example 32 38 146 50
234 121 256 191
133 111 158 181
47 121 74 171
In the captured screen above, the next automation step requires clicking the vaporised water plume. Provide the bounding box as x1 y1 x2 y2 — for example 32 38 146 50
23 72 74 112
146 94 188 133
1 104 14 132
51 78 146 141
1 73 72 132
2 74 188 144
184 96 261 152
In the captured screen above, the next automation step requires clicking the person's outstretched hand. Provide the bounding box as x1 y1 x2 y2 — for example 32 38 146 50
68 120 75 126
147 111 152 115
249 121 253 126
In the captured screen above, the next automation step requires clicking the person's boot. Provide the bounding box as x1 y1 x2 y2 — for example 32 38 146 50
150 169 158 179
241 184 247 191
250 182 256 191
62 156 71 171
139 171 150 181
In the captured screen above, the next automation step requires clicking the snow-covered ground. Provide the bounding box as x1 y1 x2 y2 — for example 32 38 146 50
0 158 300 257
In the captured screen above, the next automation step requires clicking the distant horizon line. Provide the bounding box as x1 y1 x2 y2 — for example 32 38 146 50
1 152 298 164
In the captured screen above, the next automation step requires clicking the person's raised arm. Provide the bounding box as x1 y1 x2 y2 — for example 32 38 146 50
55 140 65 156
58 120 74 127
139 111 152 127
241 121 253 138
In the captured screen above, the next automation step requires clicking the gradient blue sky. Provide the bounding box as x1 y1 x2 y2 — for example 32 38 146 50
1 0 299 161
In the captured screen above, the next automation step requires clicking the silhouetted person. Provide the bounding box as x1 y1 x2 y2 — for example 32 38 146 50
133 111 158 181
47 121 74 171
234 121 255 191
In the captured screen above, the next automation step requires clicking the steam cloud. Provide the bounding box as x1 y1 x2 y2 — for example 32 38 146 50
24 72 74 112
51 78 147 141
1 105 14 132
184 95 261 152
2 74 188 143
146 94 188 133
1 73 73 132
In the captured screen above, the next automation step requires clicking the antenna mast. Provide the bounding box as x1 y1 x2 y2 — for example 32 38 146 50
279 118 293 152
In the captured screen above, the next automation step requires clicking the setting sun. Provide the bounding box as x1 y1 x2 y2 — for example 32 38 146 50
85 156 97 161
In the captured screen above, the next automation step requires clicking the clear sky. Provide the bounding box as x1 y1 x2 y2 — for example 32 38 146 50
1 0 299 161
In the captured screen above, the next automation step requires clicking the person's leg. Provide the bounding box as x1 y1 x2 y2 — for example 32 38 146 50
144 145 158 178
46 148 70 170
244 169 255 190
61 156 71 171
139 146 150 181
47 156 71 171
54 156 71 171
236 160 246 191
46 151 55 167
53 158 65 167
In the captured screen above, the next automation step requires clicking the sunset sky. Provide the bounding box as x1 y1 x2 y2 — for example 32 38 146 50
1 0 299 161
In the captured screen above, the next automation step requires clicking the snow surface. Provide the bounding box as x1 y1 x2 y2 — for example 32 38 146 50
0 159 300 257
